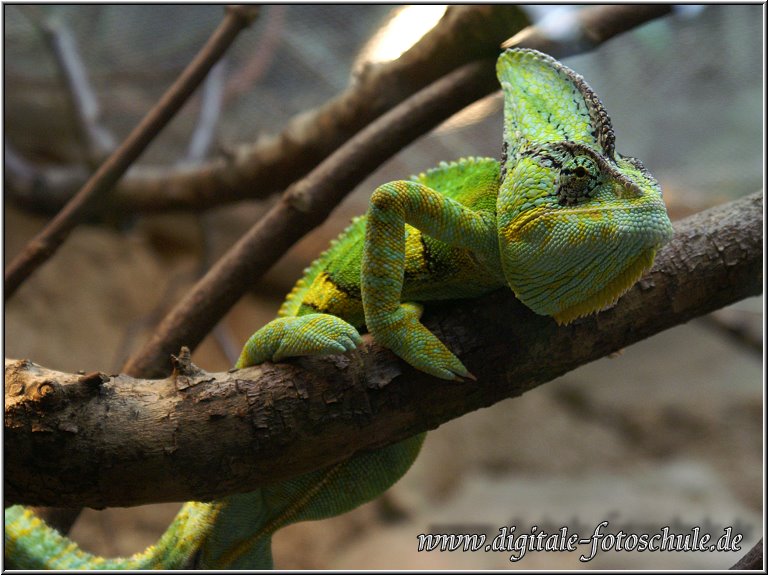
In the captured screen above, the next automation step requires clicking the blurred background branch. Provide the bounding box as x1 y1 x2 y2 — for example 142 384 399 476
4 5 260 300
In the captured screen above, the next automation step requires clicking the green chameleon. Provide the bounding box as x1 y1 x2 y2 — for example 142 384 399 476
5 48 673 569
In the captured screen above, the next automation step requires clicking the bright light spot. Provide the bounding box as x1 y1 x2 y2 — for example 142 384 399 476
360 5 448 64
673 5 705 18
521 5 581 42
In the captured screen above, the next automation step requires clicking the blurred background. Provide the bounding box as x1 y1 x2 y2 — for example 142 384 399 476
3 5 763 569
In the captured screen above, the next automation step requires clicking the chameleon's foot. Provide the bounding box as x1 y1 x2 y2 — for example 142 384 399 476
237 314 362 368
373 303 472 381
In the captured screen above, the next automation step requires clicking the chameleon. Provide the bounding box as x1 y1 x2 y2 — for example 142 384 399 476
4 48 673 569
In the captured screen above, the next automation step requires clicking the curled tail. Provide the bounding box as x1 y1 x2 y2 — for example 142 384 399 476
196 433 425 569
4 501 222 570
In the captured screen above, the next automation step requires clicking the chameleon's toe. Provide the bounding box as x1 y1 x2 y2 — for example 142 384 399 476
410 346 472 382
373 306 472 381
238 314 361 367
273 313 362 360
337 332 362 352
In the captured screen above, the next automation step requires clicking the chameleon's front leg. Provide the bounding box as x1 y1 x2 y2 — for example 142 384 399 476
361 181 496 380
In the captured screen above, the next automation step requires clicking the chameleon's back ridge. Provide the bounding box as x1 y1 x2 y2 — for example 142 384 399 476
5 48 673 569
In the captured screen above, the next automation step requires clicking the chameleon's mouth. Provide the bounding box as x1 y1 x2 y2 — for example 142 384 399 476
506 199 674 251
537 197 670 222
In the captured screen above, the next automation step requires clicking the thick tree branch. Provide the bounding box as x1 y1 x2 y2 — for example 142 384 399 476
4 5 260 300
5 192 762 508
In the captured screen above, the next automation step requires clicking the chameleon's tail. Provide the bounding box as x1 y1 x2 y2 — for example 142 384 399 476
5 434 424 569
196 433 426 569
4 501 223 570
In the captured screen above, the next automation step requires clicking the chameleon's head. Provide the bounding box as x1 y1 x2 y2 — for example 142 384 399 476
495 49 673 324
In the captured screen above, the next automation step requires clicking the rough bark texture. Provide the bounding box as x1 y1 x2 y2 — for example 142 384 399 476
4 192 762 508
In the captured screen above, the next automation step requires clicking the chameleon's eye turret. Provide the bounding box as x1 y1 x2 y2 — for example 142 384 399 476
556 155 600 206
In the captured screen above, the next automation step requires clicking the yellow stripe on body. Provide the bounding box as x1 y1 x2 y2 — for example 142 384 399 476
404 225 430 280
302 272 364 324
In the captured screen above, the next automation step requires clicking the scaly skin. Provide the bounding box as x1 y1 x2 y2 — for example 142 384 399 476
4 48 673 569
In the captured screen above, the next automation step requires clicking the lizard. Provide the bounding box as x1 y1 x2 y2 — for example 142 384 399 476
4 48 674 569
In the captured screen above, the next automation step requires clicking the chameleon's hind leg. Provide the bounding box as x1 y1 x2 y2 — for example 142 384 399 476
361 181 496 380
236 314 362 369
381 301 473 381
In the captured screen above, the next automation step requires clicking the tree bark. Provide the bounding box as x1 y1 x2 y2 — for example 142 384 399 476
4 191 762 508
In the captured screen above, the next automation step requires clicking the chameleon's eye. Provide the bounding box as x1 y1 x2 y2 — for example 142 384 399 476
556 155 600 206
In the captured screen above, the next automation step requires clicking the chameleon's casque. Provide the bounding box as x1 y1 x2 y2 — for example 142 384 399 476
495 49 672 323
5 48 673 569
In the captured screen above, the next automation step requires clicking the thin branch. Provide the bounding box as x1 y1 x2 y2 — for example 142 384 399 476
42 18 117 164
6 5 674 215
113 4 671 212
17 6 116 165
120 5 674 381
3 5 260 300
5 192 762 508
3 140 91 213
2 5 521 216
183 59 227 165
504 5 676 56
7 6 522 215
224 4 286 101
116 6 536 213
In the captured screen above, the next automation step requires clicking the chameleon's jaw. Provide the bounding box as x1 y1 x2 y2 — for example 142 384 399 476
550 246 657 324
499 200 673 321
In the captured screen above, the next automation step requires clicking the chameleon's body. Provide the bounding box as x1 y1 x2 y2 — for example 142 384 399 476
4 49 673 569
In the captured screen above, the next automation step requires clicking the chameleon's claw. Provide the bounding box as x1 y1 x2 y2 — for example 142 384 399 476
425 362 473 382
337 333 361 353
338 328 364 354
370 303 474 382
